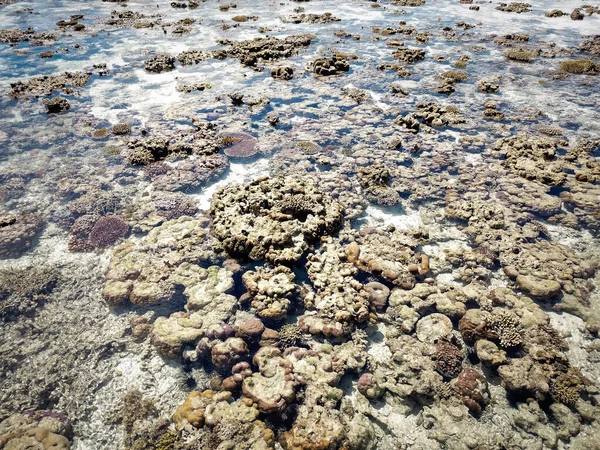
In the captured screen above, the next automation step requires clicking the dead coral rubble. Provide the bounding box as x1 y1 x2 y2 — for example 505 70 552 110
220 34 314 67
10 72 91 98
496 2 531 13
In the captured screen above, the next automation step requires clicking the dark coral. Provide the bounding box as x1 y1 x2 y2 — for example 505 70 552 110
550 366 586 405
67 189 125 218
144 54 176 73
275 194 318 220
313 55 350 76
357 164 400 206
434 341 464 379
221 34 314 67
112 123 131 135
127 136 170 165
88 215 129 248
496 2 531 13
559 60 599 75
0 28 56 44
152 192 199 220
147 154 229 192
43 97 70 114
281 12 341 24
392 47 426 64
127 122 222 166
177 50 208 65
121 389 157 432
68 214 99 252
10 71 91 99
271 66 294 80
277 324 304 349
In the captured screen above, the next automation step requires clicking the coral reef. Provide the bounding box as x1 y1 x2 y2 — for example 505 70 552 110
0 213 45 258
2 2 600 450
0 411 72 449
312 55 350 76
173 390 274 448
102 216 220 307
125 192 199 233
9 71 91 98
210 175 343 264
0 266 60 320
242 265 299 320
221 35 314 67
220 132 259 158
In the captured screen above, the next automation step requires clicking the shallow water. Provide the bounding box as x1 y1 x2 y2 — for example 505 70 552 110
1 0 600 449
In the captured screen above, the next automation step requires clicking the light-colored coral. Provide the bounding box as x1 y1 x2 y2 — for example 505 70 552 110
210 175 343 264
0 412 71 450
242 265 299 320
102 216 219 306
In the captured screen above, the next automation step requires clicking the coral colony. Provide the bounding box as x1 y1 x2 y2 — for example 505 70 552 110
1 0 600 449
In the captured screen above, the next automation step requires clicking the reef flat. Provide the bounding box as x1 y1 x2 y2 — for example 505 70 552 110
1 0 600 449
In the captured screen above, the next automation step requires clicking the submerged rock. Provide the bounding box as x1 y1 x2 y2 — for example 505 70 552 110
0 213 44 259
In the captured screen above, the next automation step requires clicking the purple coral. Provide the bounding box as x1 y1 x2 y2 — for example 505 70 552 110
221 132 259 158
88 215 129 247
